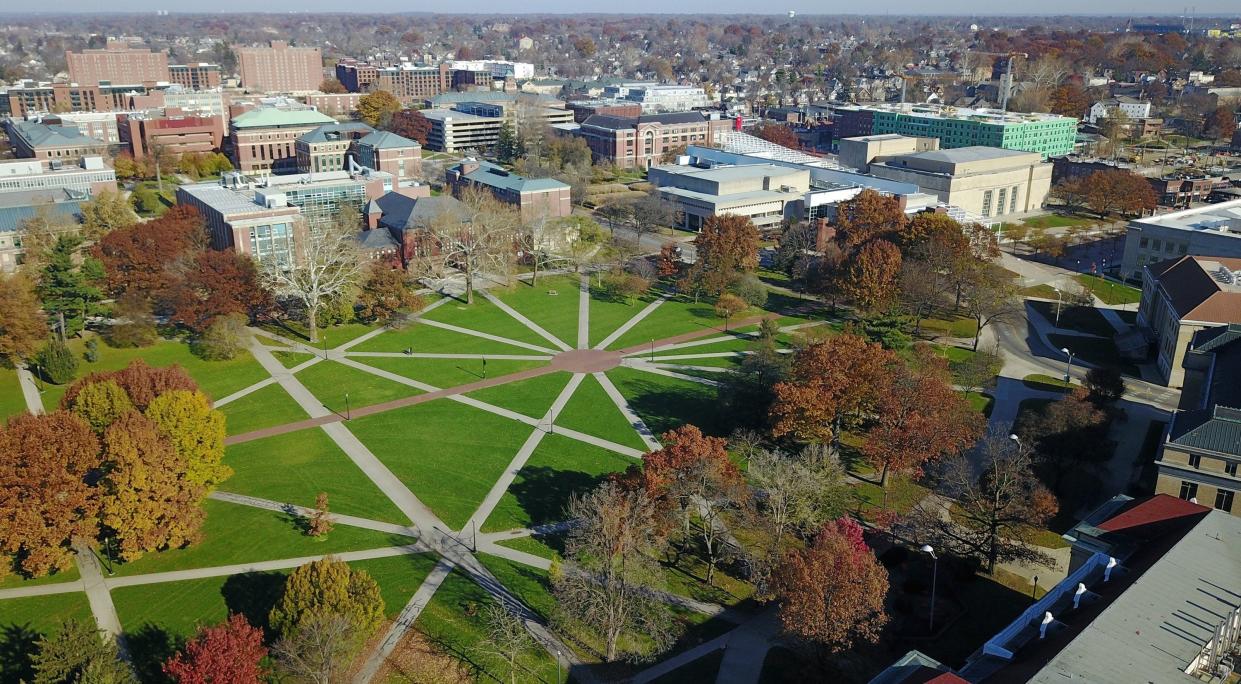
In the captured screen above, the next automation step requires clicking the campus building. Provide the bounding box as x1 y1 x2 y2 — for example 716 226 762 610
0 188 90 272
66 40 168 85
38 112 122 147
118 112 226 160
0 80 171 116
295 122 375 174
421 100 574 153
571 111 731 169
3 118 108 160
228 107 336 175
601 82 713 113
832 103 1078 159
168 63 222 90
354 131 422 182
236 41 323 94
1136 255 1241 387
648 162 810 231
0 157 116 196
863 146 1053 219
446 159 571 223
306 92 362 118
1120 199 1241 280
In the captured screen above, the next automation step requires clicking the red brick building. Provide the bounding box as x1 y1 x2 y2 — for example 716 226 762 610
119 112 226 160
168 63 222 90
236 41 322 94
66 40 168 86
306 92 362 117
565 100 642 123
573 111 730 169
229 107 335 175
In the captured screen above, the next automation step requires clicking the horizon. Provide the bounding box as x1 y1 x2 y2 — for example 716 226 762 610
0 8 1237 17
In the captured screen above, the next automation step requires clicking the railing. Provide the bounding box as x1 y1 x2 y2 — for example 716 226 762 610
1187 603 1241 678
981 551 1112 659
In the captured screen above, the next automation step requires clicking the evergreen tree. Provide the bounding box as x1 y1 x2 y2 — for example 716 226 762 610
35 339 77 385
38 235 102 337
31 618 135 684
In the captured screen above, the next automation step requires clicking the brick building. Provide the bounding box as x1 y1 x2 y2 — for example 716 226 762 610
446 159 570 223
168 63 222 90
1 80 170 116
236 41 323 94
66 40 168 85
565 99 643 123
294 121 375 174
119 112 226 160
306 92 362 117
228 107 335 175
1137 255 1241 387
572 111 730 169
3 118 108 160
355 131 422 181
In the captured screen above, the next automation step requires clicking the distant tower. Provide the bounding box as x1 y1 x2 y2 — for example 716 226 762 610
788 10 796 18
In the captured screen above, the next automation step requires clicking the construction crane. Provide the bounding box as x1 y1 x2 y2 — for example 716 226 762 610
965 50 1029 112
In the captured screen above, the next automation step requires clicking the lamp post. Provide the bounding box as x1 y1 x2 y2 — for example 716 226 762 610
1033 574 1040 601
920 544 939 633
1052 286 1064 328
649 338 654 363
321 333 328 359
1062 347 1074 384
556 648 562 684
345 392 350 420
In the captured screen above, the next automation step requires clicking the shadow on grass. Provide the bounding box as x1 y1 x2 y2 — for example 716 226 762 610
221 571 288 635
126 622 181 683
0 623 40 683
508 466 608 531
616 375 722 436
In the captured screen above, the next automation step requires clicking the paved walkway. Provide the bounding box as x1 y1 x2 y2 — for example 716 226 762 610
481 290 572 352
208 491 418 538
73 542 125 645
578 274 591 349
595 371 661 451
354 558 456 684
630 608 781 684
595 296 668 349
16 365 43 414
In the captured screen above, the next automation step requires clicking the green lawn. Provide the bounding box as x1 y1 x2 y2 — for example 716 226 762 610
422 296 556 350
1029 301 1118 337
606 297 746 351
1023 373 1074 392
963 391 995 417
347 400 534 530
222 428 409 524
852 474 930 522
1075 274 1141 305
491 275 582 348
588 286 657 347
919 313 980 339
271 350 316 369
492 534 565 561
349 552 439 618
216 382 308 436
1020 213 1096 230
0 564 80 591
554 375 649 451
463 371 572 419
413 569 561 683
351 320 545 355
294 359 422 412
1022 283 1061 300
657 354 745 369
606 367 722 437
0 366 29 421
111 499 407 577
652 333 763 357
261 320 381 347
39 337 269 411
476 554 556 621
351 356 546 390
0 591 93 682
482 433 635 533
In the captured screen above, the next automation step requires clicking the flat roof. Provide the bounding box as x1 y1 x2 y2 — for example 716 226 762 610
898 146 1040 164
659 186 793 206
651 163 804 183
841 102 1076 125
231 108 335 130
420 108 496 123
1132 198 1241 234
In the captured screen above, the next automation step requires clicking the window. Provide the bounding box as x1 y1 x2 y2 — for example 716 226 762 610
1179 481 1198 501
981 190 993 217
1189 454 1201 469
1216 489 1235 512
997 188 1007 216
1226 462 1238 477
1010 186 1019 213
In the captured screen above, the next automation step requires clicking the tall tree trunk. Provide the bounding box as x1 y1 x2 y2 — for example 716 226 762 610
308 306 318 343
465 268 474 305
973 322 982 352
880 462 890 488
606 630 618 662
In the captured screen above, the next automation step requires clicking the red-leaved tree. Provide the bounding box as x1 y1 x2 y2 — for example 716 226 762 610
62 359 198 411
168 249 272 333
163 613 268 684
92 205 207 304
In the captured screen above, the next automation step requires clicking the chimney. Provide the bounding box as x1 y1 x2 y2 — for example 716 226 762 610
366 202 381 230
734 115 743 132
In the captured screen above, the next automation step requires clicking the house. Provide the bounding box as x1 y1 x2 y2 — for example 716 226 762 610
1086 97 1152 124
1136 255 1241 387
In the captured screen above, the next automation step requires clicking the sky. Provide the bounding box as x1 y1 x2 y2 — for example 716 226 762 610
8 1 1241 14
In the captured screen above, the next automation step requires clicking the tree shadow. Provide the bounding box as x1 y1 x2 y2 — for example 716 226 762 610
0 623 40 683
508 466 604 531
618 375 722 436
221 571 288 636
125 622 181 683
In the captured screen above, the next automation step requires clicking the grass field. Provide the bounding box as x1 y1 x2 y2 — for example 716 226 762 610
1074 274 1141 305
217 382 308 436
0 591 93 683
351 356 546 390
260 320 381 347
476 554 556 622
606 367 721 437
463 371 572 419
222 428 409 524
493 534 565 561
350 319 544 355
1021 283 1060 300
606 297 745 351
490 275 582 347
0 367 29 421
553 375 649 451
422 296 556 350
111 499 406 577
294 359 422 411
271 350 315 368
1023 373 1074 392
1020 213 1096 230
1029 301 1118 337
347 400 534 530
482 433 636 533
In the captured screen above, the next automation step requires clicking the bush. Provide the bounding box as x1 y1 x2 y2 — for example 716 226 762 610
83 338 99 363
36 339 78 384
106 293 158 348
728 273 769 307
625 257 657 281
599 271 650 306
193 313 250 361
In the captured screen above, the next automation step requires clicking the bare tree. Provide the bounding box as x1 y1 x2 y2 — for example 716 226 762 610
413 187 519 304
271 611 358 684
261 207 364 343
961 262 1021 351
479 602 535 684
747 446 851 555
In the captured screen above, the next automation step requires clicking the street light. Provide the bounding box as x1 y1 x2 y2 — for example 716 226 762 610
345 392 350 420
1062 347 1075 384
321 333 328 359
1052 286 1064 328
920 544 939 633
649 338 654 362
556 648 562 684
1032 574 1040 601
1010 434 1021 446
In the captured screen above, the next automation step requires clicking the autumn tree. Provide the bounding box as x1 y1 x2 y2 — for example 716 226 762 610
411 188 519 305
714 293 747 331
68 379 134 433
772 517 888 653
80 190 138 240
318 78 347 94
163 614 268 684
17 205 79 272
717 332 791 430
0 412 101 577
144 389 229 490
0 273 49 364
770 334 896 448
682 214 760 298
62 359 197 411
308 492 333 537
1084 365 1126 405
194 312 251 360
960 262 1021 351
553 482 672 662
92 204 206 303
261 209 362 343
270 557 385 640
107 292 158 348
747 446 851 561
169 249 271 334
357 90 401 127
1016 387 1115 499
752 121 801 148
356 262 421 324
838 238 901 312
955 344 1004 394
387 109 432 146
834 189 906 250
1074 169 1158 218
99 411 205 561
31 618 135 684
1047 82 1091 118
270 612 357 684
911 432 1058 574
1203 105 1237 141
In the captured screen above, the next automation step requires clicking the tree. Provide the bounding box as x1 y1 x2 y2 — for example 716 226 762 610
411 188 519 305
553 482 672 662
954 344 1004 394
834 189 906 250
269 557 385 639
960 262 1021 351
194 312 250 361
1047 82 1091 118
68 379 134 433
1017 388 1115 498
308 492 333 537
271 611 357 684
163 614 268 684
31 618 135 684
99 411 205 561
80 190 138 240
912 432 1058 574
714 293 747 331
144 389 229 490
106 292 158 348
495 122 526 164
1077 169 1157 218
624 192 674 246
747 447 851 558
387 109 431 146
0 412 101 577
480 602 535 684
356 263 421 324
752 121 800 148
728 273 768 307
1204 105 1238 141
261 210 362 343
599 270 649 306
35 339 78 384
169 249 271 334
771 517 888 653
682 214 760 298
62 359 197 411
17 204 79 272
357 90 401 127
657 242 680 277
717 334 791 431
838 238 901 311
0 274 49 364
318 78 347 94
1084 365 1125 404
92 205 207 303
770 334 896 448
38 235 103 337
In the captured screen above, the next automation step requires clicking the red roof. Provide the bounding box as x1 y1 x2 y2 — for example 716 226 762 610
1097 494 1208 533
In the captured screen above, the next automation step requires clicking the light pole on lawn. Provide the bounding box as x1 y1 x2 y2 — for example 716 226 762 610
920 544 939 633
1052 286 1064 328
321 333 328 359
345 392 350 420
1062 347 1075 385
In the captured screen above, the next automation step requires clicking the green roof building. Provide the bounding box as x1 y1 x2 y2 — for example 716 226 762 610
844 104 1078 159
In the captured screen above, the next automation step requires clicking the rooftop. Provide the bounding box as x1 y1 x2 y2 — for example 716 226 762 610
895 146 1041 165
298 121 375 144
0 188 87 233
357 130 420 150
230 108 335 130
1133 198 1241 235
842 102 1077 125
4 118 105 148
1147 255 1241 323
650 162 802 184
453 160 568 193
580 111 712 130
420 108 496 124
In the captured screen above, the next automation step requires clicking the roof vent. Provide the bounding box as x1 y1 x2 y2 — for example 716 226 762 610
1214 266 1236 285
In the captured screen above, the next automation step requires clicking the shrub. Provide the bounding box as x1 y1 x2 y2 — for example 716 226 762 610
83 338 99 363
36 339 78 384
194 313 250 361
728 273 769 307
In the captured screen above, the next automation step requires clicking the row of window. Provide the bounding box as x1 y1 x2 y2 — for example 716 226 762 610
980 185 1021 218
1179 480 1235 512
1184 454 1239 476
